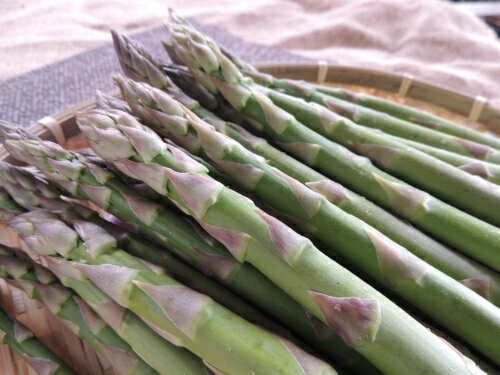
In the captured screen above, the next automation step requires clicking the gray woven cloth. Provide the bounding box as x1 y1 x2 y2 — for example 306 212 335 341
0 20 310 127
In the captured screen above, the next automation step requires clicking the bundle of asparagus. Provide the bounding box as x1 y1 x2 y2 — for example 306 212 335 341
1 9 500 375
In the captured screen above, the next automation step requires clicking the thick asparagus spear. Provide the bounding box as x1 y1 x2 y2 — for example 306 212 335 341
3 137 373 374
76 108 488 375
106 87 500 360
306 83 500 150
0 160 282 334
164 18 500 272
0 246 160 375
248 74 500 164
114 72 500 307
0 305 77 375
10 211 340 375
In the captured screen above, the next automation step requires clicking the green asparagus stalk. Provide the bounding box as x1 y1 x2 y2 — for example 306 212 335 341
114 71 500 308
386 135 500 184
4 236 214 375
10 211 340 375
306 83 500 150
0 161 72 212
248 74 500 164
3 137 373 374
165 18 500 272
0 305 77 375
231 70 500 184
110 36 500 306
0 159 282 334
109 85 500 361
0 246 160 375
255 86 500 225
158 61 500 185
75 107 489 375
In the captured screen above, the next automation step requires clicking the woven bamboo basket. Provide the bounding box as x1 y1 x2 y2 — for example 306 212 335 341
1 62 499 375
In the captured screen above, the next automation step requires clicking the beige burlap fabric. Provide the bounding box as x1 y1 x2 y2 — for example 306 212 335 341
2 0 500 106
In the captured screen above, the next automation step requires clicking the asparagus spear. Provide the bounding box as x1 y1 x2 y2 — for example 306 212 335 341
96 90 132 113
2 137 373 374
248 74 500 164
108 85 500 359
0 246 160 375
167 23 500 226
114 71 500 308
164 18 500 272
0 160 282 334
75 108 488 375
9 211 340 375
307 83 500 150
0 305 77 375
386 135 500 184
119 36 500 187
254 86 500 225
110 35 500 305
0 186 23 219
159 64 500 184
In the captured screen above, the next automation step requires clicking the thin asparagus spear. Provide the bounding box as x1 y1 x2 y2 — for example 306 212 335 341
9 211 340 375
0 245 160 375
109 84 500 362
248 74 500 164
113 71 500 308
309 83 500 150
2 136 373 374
0 305 77 375
254 86 500 226
75 107 488 375
164 17 500 272
386 135 500 184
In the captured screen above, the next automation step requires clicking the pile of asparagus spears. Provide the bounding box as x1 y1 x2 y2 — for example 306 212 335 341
0 10 499 375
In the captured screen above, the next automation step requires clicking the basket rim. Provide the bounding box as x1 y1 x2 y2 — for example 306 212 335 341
29 61 500 130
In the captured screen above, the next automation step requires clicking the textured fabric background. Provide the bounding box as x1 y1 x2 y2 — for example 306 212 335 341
1 0 500 126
